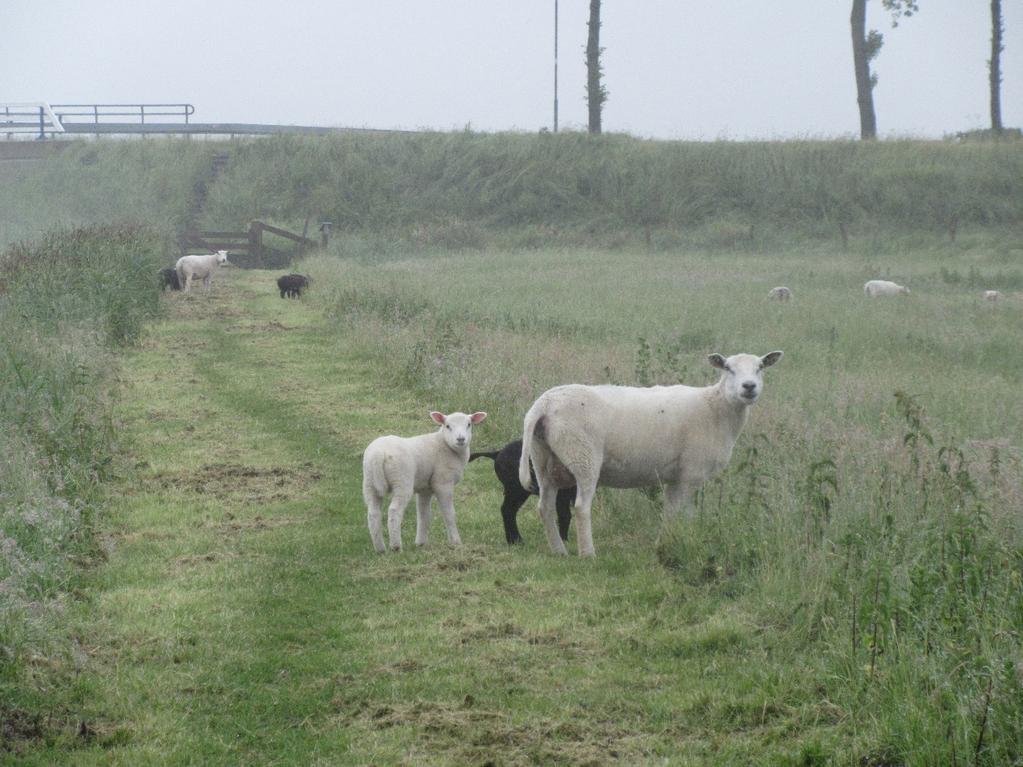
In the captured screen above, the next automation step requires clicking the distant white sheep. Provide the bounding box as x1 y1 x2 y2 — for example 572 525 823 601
519 351 783 557
983 290 1003 302
176 250 229 294
864 279 909 297
363 410 487 552
767 286 792 301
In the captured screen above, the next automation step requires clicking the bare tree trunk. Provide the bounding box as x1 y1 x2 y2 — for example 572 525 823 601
851 0 878 140
586 0 604 135
990 0 1004 134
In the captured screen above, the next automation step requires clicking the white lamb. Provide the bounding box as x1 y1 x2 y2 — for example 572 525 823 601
519 351 783 557
864 279 909 297
767 286 792 301
176 250 229 294
983 290 1002 302
363 410 487 553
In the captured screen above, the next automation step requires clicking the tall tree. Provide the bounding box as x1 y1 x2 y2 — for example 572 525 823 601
989 0 1004 134
586 0 607 135
850 0 918 140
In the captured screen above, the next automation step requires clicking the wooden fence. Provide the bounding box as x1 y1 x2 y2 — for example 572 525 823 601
178 220 318 269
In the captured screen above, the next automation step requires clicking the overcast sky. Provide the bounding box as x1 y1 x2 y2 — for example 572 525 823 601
3 1 1020 140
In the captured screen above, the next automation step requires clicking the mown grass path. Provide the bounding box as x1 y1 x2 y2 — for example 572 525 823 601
18 270 836 766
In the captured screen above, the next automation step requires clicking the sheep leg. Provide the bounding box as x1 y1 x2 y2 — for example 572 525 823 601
500 486 531 544
554 488 575 542
387 492 412 552
365 492 386 553
435 487 461 546
572 483 598 558
663 481 699 520
414 492 433 546
537 481 568 555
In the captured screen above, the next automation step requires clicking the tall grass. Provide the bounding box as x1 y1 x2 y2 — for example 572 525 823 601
305 241 1023 763
0 225 166 691
0 141 216 246
3 134 1021 252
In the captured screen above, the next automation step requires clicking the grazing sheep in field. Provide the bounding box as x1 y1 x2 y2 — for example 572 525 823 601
277 273 310 298
520 351 783 557
864 279 909 297
983 290 1003 302
158 267 181 291
363 410 487 552
470 439 574 545
767 286 792 301
175 250 229 294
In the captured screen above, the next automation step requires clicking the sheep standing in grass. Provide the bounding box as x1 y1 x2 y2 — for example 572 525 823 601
864 279 909 297
277 273 310 298
470 439 574 545
520 351 783 557
983 290 1003 302
363 410 487 552
158 267 181 291
767 286 792 301
176 250 229 294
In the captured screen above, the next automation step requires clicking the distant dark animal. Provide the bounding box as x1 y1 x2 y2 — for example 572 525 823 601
159 267 181 291
277 273 310 298
470 439 574 545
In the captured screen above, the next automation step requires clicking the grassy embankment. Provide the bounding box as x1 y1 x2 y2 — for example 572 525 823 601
2 132 1022 252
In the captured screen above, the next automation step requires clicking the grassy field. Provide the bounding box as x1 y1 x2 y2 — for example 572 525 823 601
4 268 835 765
2 133 1022 764
4 235 1021 764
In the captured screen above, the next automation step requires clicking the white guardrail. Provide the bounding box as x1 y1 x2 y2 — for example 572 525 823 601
1 102 65 138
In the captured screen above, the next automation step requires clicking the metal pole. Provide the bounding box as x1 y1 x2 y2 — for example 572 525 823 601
554 0 559 132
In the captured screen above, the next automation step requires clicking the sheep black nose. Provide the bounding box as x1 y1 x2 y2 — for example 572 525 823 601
742 382 756 391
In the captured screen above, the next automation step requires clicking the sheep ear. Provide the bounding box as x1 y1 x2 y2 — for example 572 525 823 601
430 411 446 425
761 351 784 368
708 353 728 370
469 412 487 424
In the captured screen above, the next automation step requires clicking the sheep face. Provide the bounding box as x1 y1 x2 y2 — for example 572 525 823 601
430 411 488 451
216 250 230 266
708 351 783 405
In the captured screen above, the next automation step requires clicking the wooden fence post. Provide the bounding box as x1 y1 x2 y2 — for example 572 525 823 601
248 221 263 265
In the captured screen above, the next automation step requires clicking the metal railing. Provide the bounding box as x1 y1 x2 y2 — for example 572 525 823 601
1 102 65 138
1 102 195 139
52 103 194 127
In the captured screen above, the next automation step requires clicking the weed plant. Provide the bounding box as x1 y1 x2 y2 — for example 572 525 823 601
0 225 165 694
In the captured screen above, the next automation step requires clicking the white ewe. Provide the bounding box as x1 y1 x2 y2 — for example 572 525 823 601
176 250 229 294
519 351 783 557
983 290 1002 302
767 286 792 301
864 279 909 297
363 410 487 552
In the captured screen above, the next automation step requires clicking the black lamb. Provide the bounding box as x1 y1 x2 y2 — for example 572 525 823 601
470 439 574 545
277 273 310 298
159 267 181 291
